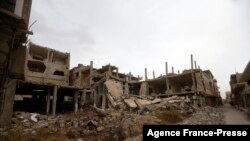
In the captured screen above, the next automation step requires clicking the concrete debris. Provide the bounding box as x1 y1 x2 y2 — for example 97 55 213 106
75 139 84 141
124 134 142 141
97 126 104 132
93 106 107 116
0 102 228 141
119 114 161 140
104 80 123 101
179 106 225 124
106 93 117 107
87 120 98 127
168 99 184 104
121 95 188 112
30 113 39 122
151 98 161 104
135 99 151 108
124 98 137 108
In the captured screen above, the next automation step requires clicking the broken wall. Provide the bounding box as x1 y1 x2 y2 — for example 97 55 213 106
70 64 91 88
148 78 166 94
25 43 70 86
104 79 123 100
168 73 193 93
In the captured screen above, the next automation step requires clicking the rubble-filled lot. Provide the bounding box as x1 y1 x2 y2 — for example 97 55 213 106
0 96 224 141
180 106 225 124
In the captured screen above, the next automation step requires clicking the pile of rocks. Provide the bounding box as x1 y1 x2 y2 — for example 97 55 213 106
179 106 225 124
0 94 223 141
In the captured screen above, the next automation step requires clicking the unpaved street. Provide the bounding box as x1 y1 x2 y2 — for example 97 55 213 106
222 104 250 125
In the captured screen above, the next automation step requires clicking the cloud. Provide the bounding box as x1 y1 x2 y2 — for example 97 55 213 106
29 0 250 98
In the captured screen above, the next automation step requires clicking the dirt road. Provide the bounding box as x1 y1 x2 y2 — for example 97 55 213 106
222 104 250 124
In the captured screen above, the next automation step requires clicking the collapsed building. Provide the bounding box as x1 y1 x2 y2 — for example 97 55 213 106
229 61 250 108
68 54 221 111
69 63 141 111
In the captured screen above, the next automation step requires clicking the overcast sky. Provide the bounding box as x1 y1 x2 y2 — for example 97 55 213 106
29 0 250 98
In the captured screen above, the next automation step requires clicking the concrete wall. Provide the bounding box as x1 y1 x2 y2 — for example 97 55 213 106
0 0 32 24
25 43 70 86
70 64 91 88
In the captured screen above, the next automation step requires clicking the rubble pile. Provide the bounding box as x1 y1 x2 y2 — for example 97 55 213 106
179 106 225 124
0 95 195 141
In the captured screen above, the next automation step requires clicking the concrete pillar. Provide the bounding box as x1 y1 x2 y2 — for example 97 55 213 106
194 60 197 69
52 85 58 116
190 55 196 91
165 62 168 74
90 61 93 85
198 66 200 69
145 68 148 81
193 99 198 107
191 54 194 70
153 71 155 79
242 95 247 108
93 90 97 108
49 52 53 62
116 69 119 77
165 62 169 92
129 72 131 81
74 92 78 113
46 88 50 115
101 94 106 110
247 95 250 107
0 80 16 127
172 66 174 73
106 71 110 79
124 76 129 95
80 91 86 107
178 70 180 74
108 64 111 72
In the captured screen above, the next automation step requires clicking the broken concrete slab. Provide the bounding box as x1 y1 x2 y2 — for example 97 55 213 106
168 99 184 104
30 113 39 122
124 98 137 108
151 98 162 104
93 106 107 116
135 99 151 108
104 80 123 101
162 96 178 101
97 126 104 132
106 93 117 107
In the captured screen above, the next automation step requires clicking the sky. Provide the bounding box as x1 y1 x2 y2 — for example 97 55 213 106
29 0 250 98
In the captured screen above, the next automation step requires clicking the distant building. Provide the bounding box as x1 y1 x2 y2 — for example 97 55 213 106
229 61 250 108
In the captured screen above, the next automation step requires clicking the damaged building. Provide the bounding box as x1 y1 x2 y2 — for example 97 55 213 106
68 54 221 111
229 61 250 108
125 55 221 108
15 43 79 116
69 63 141 111
0 0 32 127
0 0 222 128
12 51 222 118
